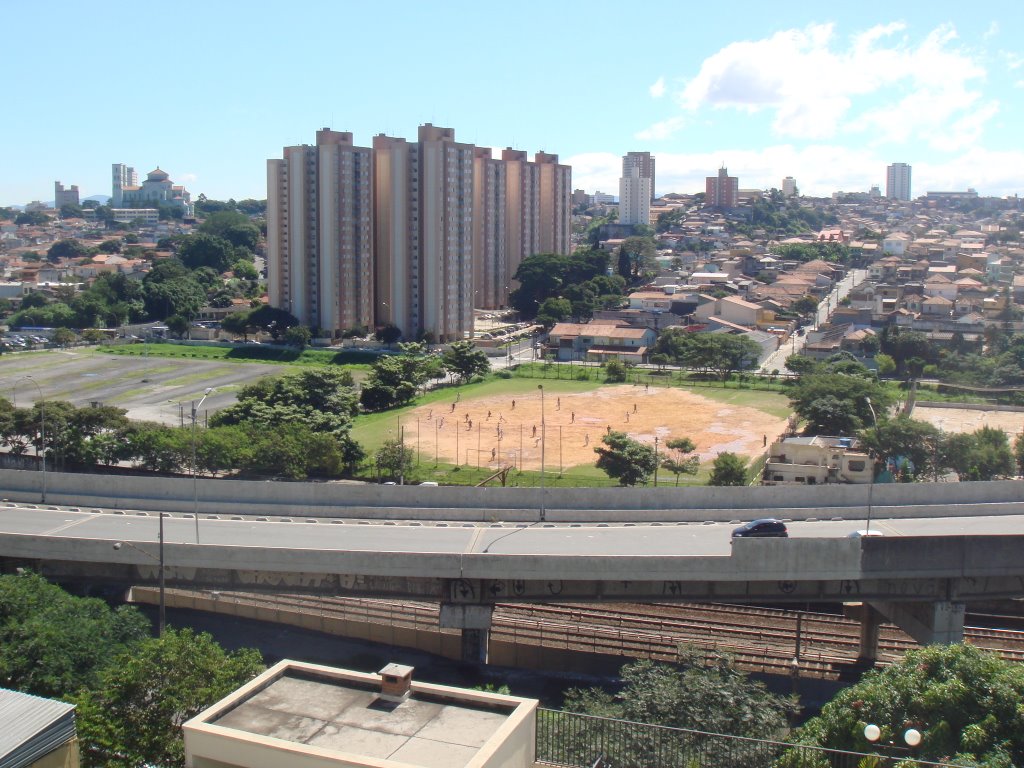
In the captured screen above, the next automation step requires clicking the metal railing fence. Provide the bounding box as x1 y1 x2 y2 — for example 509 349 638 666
536 709 971 768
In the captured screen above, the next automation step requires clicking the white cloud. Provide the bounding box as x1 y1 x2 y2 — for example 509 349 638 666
648 76 666 99
179 172 199 185
645 22 993 146
635 116 687 141
984 21 999 40
565 145 1024 199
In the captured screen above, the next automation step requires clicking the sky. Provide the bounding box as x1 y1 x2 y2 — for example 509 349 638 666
2 0 1022 206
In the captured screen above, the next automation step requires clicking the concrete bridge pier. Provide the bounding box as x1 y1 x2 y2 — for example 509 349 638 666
439 604 493 664
844 603 883 662
872 600 966 646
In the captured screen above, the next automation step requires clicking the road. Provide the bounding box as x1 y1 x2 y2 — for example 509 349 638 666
758 268 868 374
1 503 1019 559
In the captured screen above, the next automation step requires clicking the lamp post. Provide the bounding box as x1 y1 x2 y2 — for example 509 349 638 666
191 387 213 543
538 384 546 521
113 530 166 637
15 377 45 503
653 435 659 487
864 723 922 760
864 396 878 534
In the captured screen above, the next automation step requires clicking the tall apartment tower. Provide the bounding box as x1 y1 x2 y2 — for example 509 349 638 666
618 166 652 226
782 176 797 197
886 163 912 201
267 124 571 340
111 163 138 207
54 181 80 209
266 129 375 334
705 166 739 209
473 148 507 311
534 151 571 256
374 124 475 342
622 152 656 201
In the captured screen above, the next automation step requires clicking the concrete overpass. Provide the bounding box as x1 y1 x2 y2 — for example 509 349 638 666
2 468 1023 662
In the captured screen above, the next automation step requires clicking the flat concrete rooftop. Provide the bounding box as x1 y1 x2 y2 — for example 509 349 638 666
206 670 519 767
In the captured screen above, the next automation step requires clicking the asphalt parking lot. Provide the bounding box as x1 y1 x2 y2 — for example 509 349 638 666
0 348 290 425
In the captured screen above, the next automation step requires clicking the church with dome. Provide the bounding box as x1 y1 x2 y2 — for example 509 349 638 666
111 163 193 216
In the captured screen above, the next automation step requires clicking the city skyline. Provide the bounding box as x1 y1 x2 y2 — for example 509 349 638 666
2 0 1022 206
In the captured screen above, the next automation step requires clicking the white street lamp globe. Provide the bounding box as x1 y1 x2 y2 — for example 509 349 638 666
864 724 881 742
904 729 922 747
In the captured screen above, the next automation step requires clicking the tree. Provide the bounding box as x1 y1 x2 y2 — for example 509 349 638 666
198 210 260 251
708 452 748 486
50 327 77 347
1014 432 1024 476
780 644 1024 768
97 239 122 253
536 297 572 327
375 323 402 347
166 314 190 339
788 373 890 435
15 210 50 225
74 628 263 768
375 438 414 482
858 417 941 481
47 238 89 261
248 304 298 340
177 232 235 272
0 571 149 698
563 648 796 767
284 325 312 350
604 359 627 382
442 341 490 383
594 431 658 486
618 236 657 279
220 309 253 340
662 437 700 486
942 426 1015 482
874 352 897 377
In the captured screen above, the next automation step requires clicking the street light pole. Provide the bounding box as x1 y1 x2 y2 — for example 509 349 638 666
538 384 546 521
15 377 45 503
865 396 878 534
191 388 213 542
113 532 166 637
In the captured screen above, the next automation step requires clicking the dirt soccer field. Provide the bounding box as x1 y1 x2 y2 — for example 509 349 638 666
912 405 1024 437
400 385 788 472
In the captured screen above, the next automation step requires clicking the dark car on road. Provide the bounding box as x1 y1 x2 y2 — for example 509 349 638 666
731 518 788 538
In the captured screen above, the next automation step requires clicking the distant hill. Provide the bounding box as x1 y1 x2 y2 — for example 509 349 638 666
83 195 110 204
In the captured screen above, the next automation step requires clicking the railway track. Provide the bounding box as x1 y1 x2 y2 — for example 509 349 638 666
175 590 1024 678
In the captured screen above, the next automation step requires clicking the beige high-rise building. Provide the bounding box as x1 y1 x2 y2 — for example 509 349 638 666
535 151 571 256
267 129 374 334
618 166 651 226
622 151 656 201
267 124 570 340
473 147 507 310
373 125 475 342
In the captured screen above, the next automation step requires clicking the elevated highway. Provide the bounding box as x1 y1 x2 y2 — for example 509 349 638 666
1 468 1023 661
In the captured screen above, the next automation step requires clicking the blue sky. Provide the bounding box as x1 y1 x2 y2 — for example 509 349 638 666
2 0 1022 205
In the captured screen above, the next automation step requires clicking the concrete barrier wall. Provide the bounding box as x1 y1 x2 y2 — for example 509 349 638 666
2 468 1022 523
135 588 630 676
915 400 1024 413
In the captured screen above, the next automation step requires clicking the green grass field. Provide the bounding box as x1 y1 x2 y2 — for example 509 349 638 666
101 342 375 369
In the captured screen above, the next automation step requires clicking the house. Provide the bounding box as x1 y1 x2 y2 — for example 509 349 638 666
693 295 774 328
882 233 911 256
0 687 79 768
546 322 655 362
762 436 873 485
